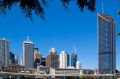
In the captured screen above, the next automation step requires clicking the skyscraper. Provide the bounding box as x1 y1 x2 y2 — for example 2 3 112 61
22 37 34 68
67 53 70 67
76 61 81 69
46 48 59 68
34 48 42 61
34 48 42 68
14 53 18 65
40 56 46 66
59 51 68 69
71 53 77 68
9 52 15 65
98 13 116 74
0 38 9 67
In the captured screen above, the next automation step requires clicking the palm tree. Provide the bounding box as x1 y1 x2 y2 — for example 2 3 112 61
0 0 96 20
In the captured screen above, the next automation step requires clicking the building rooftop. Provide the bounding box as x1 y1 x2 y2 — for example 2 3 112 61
0 38 9 41
49 48 57 54
23 36 33 44
98 13 115 22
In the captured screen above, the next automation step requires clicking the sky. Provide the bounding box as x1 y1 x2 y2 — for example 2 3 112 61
0 0 120 69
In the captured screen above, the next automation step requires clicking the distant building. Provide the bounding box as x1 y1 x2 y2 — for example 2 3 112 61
22 37 34 68
0 38 9 67
98 13 116 74
34 48 42 61
67 54 70 67
71 53 77 68
9 52 15 65
34 59 40 68
76 61 81 69
34 48 42 68
59 51 69 69
14 53 18 65
40 56 46 66
46 48 59 68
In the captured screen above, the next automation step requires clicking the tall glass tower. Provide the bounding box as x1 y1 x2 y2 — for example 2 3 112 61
0 38 9 67
22 37 34 68
71 53 77 68
98 13 116 74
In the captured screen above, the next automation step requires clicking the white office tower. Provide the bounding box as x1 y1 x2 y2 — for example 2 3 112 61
76 61 81 69
59 51 68 69
0 38 9 67
14 53 18 64
22 37 34 68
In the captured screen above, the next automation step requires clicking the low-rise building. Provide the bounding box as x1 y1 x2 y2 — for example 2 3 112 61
35 66 49 74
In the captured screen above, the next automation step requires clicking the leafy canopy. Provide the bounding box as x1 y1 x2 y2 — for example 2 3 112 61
0 0 96 20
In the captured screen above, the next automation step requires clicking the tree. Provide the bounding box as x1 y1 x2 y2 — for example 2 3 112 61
118 10 120 15
0 0 96 20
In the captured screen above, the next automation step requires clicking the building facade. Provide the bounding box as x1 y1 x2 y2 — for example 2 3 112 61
40 56 46 66
59 51 69 69
34 48 42 61
46 48 59 68
71 53 77 68
22 37 34 68
67 54 70 67
14 53 18 65
9 52 15 65
76 61 81 69
0 38 9 67
34 48 42 68
98 13 116 74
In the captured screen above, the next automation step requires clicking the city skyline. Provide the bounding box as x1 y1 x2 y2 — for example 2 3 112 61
0 0 120 70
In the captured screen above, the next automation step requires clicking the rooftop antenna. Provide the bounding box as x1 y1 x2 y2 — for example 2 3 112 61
102 3 104 13
74 45 77 53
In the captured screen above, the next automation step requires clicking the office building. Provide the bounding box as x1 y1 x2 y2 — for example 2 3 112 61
67 54 70 67
22 37 34 68
71 53 77 68
76 61 81 69
34 48 42 61
9 52 15 65
40 56 46 66
46 48 59 68
34 48 42 68
0 38 9 67
14 53 18 65
98 13 116 74
59 51 69 69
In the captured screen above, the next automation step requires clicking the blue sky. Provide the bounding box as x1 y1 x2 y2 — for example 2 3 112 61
0 0 120 69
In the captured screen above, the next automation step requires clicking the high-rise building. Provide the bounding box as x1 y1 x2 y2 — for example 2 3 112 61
59 51 69 69
76 61 81 69
0 38 9 67
46 48 59 68
67 53 70 67
98 13 116 74
40 56 46 66
14 53 18 65
22 37 34 68
9 52 15 65
34 48 42 61
71 53 77 68
34 48 42 68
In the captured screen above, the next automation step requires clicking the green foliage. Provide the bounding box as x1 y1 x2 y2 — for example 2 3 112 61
118 10 120 15
0 0 96 20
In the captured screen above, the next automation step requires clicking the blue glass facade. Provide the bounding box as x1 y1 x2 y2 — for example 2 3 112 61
98 13 116 74
10 52 15 65
71 53 77 68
